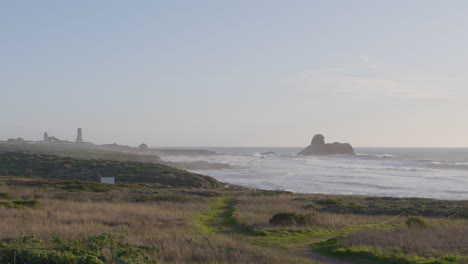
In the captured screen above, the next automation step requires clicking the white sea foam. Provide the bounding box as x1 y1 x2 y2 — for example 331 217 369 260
163 148 468 200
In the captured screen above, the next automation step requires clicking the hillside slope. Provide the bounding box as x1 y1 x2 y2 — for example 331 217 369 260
0 152 221 188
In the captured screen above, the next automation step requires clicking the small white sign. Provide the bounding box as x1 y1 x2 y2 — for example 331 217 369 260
100 177 115 184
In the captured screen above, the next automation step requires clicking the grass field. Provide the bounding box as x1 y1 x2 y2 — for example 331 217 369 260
233 194 467 264
0 175 466 264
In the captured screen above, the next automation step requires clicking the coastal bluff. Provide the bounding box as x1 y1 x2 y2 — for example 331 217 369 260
298 134 355 155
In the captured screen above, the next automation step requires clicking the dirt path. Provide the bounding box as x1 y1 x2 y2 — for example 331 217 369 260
304 252 353 264
197 196 353 264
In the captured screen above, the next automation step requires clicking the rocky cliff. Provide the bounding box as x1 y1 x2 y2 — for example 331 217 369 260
298 134 355 155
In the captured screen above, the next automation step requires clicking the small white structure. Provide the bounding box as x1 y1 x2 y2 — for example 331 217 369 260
100 177 115 184
98 172 115 184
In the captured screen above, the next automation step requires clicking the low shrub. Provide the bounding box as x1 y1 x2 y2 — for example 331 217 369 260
0 192 13 199
405 216 429 228
316 198 342 206
269 213 314 226
303 204 316 210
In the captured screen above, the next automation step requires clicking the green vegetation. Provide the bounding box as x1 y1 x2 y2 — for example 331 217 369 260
233 195 467 263
0 152 221 188
269 212 314 226
405 216 429 228
195 196 319 263
195 196 260 236
314 237 467 264
195 195 465 264
0 199 40 209
0 233 158 264
299 195 468 218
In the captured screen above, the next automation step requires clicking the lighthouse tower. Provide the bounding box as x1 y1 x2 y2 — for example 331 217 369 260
76 128 84 143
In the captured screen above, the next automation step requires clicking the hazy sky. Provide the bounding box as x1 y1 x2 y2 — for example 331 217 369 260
2 1 468 147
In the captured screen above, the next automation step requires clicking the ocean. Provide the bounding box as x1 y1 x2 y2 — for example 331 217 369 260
161 147 468 200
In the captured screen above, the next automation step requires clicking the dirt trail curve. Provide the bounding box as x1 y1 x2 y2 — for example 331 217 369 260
196 196 353 264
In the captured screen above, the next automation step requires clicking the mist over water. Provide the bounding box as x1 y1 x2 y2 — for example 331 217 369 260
162 147 468 200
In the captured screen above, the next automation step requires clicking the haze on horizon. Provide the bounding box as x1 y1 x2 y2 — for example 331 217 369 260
2 1 468 148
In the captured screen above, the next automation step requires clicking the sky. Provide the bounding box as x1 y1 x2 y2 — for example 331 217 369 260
1 0 468 147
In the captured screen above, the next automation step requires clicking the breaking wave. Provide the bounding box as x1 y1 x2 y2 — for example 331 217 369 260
429 162 468 170
162 147 468 200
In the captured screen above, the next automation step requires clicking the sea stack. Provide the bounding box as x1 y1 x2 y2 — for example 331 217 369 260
298 134 355 155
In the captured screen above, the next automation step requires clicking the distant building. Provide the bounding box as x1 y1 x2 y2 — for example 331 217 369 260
39 129 87 144
7 138 25 143
41 131 66 143
76 128 84 143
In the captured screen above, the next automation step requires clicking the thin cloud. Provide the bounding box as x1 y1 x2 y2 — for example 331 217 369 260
287 63 465 101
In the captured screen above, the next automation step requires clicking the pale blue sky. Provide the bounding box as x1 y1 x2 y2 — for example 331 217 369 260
1 1 468 147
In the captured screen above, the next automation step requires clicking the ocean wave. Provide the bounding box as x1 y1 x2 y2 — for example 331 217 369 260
362 166 426 172
162 149 468 200
355 153 399 160
429 162 468 171
301 153 468 172
314 180 407 190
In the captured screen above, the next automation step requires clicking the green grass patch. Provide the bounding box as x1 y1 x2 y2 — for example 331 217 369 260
0 233 158 264
0 199 40 209
198 196 402 249
253 228 341 246
194 196 262 236
198 197 371 247
312 237 466 264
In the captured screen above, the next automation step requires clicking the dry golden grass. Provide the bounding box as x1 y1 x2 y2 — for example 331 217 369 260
0 199 203 241
5 179 464 263
235 195 406 230
0 185 316 264
346 221 468 256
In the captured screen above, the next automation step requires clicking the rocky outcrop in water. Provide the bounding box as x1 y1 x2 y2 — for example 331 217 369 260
298 134 355 155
